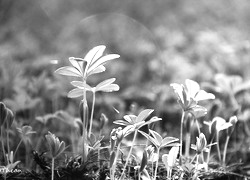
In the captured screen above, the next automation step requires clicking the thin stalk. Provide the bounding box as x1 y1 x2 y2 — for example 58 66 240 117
179 111 185 165
6 122 10 157
216 132 221 162
222 135 230 167
82 78 88 163
88 91 96 137
1 127 6 164
191 154 197 164
112 143 121 180
51 158 55 180
14 139 23 160
185 132 191 158
195 120 201 135
167 167 172 179
153 147 160 180
206 135 215 164
196 154 199 170
119 130 138 180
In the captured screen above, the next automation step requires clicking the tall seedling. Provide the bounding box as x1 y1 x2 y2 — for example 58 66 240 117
55 45 120 163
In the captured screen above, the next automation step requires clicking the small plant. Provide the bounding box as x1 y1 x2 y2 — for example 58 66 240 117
139 129 179 180
15 125 36 167
113 109 162 180
0 102 14 165
162 146 179 179
223 116 238 166
55 45 120 163
191 133 209 170
170 79 215 164
204 116 232 164
45 132 66 180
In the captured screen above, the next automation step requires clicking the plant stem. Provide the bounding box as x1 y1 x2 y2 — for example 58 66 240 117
112 143 121 180
222 135 230 167
196 154 199 170
51 158 55 180
206 135 215 164
179 111 185 165
1 127 7 164
195 119 201 135
119 130 138 180
153 148 160 180
6 122 10 157
88 91 96 137
216 132 221 162
185 132 190 158
82 78 88 163
14 139 23 161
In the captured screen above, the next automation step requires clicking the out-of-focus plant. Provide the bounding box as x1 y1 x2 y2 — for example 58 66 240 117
204 117 232 164
170 79 215 164
223 116 238 166
113 109 161 180
203 74 250 118
45 132 66 180
110 127 124 180
0 151 20 180
0 102 14 165
139 129 179 180
70 77 119 137
162 146 179 179
55 45 120 163
16 125 36 167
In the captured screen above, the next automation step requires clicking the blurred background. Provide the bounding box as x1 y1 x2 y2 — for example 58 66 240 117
1 0 250 158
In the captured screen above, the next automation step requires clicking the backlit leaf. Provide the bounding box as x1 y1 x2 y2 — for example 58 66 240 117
136 109 154 123
69 57 83 75
67 88 83 98
149 129 162 145
84 45 106 65
96 84 119 92
96 78 116 90
71 81 92 91
87 54 120 75
88 65 106 76
55 66 82 77
161 137 179 148
139 130 160 147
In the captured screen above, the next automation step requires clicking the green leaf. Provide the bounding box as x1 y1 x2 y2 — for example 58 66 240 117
123 125 135 137
139 130 160 148
71 81 92 91
84 45 106 65
113 120 131 126
87 54 120 75
136 109 154 123
143 117 162 126
188 105 207 118
149 129 162 145
67 88 83 98
88 65 106 76
140 150 148 172
97 84 119 92
69 57 83 75
55 66 82 77
96 78 116 90
161 137 179 148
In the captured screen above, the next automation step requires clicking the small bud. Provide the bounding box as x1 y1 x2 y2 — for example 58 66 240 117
99 113 108 130
227 116 238 136
4 108 14 128
196 133 207 154
0 102 7 127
